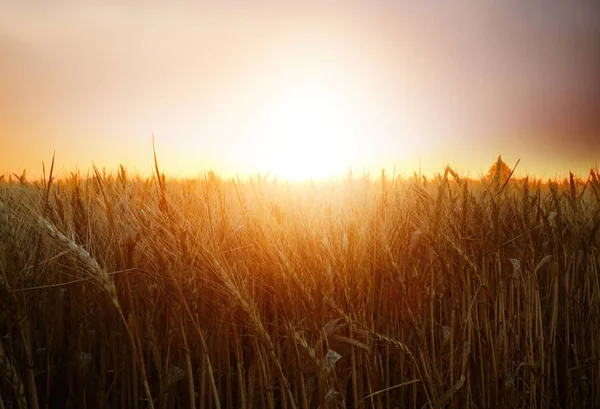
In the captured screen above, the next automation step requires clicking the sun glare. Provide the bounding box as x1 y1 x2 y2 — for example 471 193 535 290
257 82 359 180
237 43 369 181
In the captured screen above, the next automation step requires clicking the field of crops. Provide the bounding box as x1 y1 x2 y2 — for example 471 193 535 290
1 157 599 409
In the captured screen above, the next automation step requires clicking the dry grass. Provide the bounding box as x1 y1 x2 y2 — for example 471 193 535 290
0 157 599 408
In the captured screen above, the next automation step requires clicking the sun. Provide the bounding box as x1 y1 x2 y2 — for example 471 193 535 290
236 47 370 181
254 81 359 180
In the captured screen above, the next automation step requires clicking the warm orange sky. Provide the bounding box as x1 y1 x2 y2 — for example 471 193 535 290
1 1 599 180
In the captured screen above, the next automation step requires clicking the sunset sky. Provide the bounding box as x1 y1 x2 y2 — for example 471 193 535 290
1 1 599 180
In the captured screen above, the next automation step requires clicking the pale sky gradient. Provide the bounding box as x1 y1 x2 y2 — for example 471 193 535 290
1 1 599 179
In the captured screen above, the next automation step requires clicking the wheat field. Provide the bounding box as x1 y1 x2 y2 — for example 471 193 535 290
1 157 599 409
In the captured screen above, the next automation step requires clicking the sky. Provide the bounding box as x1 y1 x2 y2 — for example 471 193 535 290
1 1 599 180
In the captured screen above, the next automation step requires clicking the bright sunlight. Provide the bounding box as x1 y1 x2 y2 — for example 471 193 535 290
256 82 359 180
235 37 373 181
